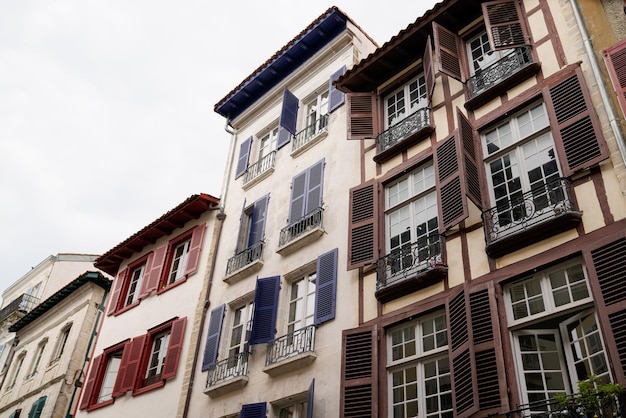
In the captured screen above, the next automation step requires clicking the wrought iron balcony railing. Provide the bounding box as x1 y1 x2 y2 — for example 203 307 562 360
278 207 323 247
266 325 316 367
206 351 249 388
376 234 445 291
377 107 430 153
0 293 40 323
293 114 328 152
504 391 625 418
483 178 579 245
468 45 534 97
226 241 264 276
243 151 276 185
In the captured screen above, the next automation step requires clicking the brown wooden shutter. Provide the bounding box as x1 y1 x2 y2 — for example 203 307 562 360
78 354 104 410
458 109 482 208
433 22 465 82
347 93 378 140
140 245 167 298
340 325 378 418
116 334 147 393
162 317 187 380
435 132 469 230
482 0 530 50
348 180 379 270
544 67 608 176
603 39 626 120
423 36 435 101
107 268 127 316
183 224 205 277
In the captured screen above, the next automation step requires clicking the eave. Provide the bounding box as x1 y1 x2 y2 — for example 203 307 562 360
95 193 220 276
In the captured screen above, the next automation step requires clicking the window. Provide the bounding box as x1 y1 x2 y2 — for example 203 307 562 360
227 302 253 364
287 159 324 225
303 89 328 139
50 323 71 364
384 74 427 129
143 329 171 386
20 282 41 311
27 339 47 378
387 312 452 418
7 352 25 390
227 195 269 276
466 30 512 74
79 341 127 410
279 400 307 418
243 127 279 185
96 348 123 404
258 127 278 162
287 273 316 336
124 263 146 307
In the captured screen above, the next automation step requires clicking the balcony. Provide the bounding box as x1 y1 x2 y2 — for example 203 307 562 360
374 107 434 163
276 208 324 256
503 391 625 418
375 234 447 303
483 178 582 258
465 45 541 110
0 293 40 324
224 241 264 284
204 352 249 398
264 325 316 377
292 114 328 156
243 151 276 189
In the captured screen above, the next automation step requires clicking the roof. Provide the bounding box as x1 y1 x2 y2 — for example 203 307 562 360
10 271 111 333
95 193 220 276
214 6 365 120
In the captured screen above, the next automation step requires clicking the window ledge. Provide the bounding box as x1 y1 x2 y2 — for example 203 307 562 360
276 226 324 256
114 300 140 316
156 277 188 295
204 375 249 398
242 167 274 191
87 399 115 412
291 130 328 158
223 259 263 285
263 351 316 377
133 379 165 396
375 265 448 304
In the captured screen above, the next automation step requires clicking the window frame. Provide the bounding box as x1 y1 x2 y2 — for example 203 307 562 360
383 73 428 130
49 323 72 365
27 338 47 379
6 351 26 391
159 231 193 292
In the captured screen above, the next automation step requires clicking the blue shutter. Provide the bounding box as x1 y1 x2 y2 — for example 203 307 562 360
328 65 347 113
288 172 307 224
314 248 338 325
249 195 269 247
305 159 324 215
306 379 315 418
201 304 225 371
241 402 267 418
276 88 299 149
235 136 253 179
249 276 280 344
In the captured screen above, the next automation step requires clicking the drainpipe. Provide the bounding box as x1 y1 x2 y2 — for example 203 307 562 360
569 0 626 169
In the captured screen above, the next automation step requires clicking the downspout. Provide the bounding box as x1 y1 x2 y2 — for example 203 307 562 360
569 0 626 169
66 287 108 418
181 118 236 417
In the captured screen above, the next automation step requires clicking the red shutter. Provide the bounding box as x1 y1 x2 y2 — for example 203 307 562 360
423 36 435 101
183 224 206 277
140 245 167 298
604 39 626 121
161 317 187 380
116 335 146 393
78 354 104 410
347 180 379 270
106 269 127 316
544 67 608 176
347 93 378 140
340 325 378 418
433 22 465 81
482 0 530 50
435 132 469 230
112 341 129 397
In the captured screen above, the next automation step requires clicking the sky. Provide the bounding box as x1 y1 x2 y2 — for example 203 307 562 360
0 0 438 292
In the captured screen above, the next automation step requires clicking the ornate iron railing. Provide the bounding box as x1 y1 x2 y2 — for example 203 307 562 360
467 45 534 97
243 151 276 185
278 207 323 247
226 241 264 276
504 392 625 417
377 107 430 153
376 234 445 290
293 114 328 152
483 178 578 244
206 351 249 388
0 294 40 323
266 325 316 367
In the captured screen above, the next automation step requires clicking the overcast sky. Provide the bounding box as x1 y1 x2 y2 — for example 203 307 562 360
0 1 437 293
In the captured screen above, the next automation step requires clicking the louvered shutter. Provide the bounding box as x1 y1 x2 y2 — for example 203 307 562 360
314 248 337 325
544 67 608 176
277 88 299 149
482 0 529 50
289 171 307 224
202 304 225 371
235 136 253 179
340 325 378 418
140 245 167 298
107 268 127 316
183 223 206 277
604 39 626 120
8 409 20 418
112 342 129 397
347 93 378 140
424 36 436 101
79 354 104 410
306 379 315 418
27 396 46 418
328 66 347 113
249 195 269 246
305 159 324 215
241 402 267 418
435 132 468 230
249 276 280 344
348 180 379 270
162 317 187 380
433 22 465 81
458 109 482 207
117 334 147 393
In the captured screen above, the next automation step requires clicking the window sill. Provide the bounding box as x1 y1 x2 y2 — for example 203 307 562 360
223 259 263 285
156 277 188 295
204 375 248 398
375 265 448 304
87 399 115 412
263 351 316 377
276 226 324 256
114 300 140 316
242 167 274 191
133 379 165 396
291 130 328 158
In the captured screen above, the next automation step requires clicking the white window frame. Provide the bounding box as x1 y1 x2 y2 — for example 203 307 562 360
257 126 278 162
466 30 513 75
28 339 47 378
165 239 191 286
287 272 316 336
145 330 171 380
97 349 123 403
227 301 254 362
124 264 145 307
50 323 72 364
303 87 329 138
384 73 427 129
